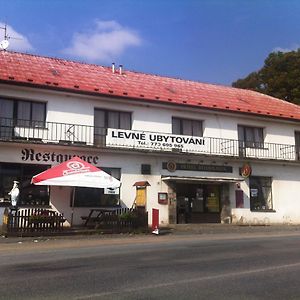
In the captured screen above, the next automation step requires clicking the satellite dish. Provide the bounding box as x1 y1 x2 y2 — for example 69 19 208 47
0 39 9 50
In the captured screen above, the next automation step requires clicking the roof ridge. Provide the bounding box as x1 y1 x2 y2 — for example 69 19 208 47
4 50 111 70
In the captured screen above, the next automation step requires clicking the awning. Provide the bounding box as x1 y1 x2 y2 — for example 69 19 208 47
161 176 244 183
133 181 151 187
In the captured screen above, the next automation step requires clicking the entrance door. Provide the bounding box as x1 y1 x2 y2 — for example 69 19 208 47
176 183 221 223
206 185 220 213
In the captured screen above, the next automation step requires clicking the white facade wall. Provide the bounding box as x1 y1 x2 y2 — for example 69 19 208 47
232 162 300 224
1 84 300 226
2 84 300 142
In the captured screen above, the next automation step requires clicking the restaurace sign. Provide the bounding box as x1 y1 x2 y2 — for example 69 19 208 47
106 129 206 152
21 148 99 164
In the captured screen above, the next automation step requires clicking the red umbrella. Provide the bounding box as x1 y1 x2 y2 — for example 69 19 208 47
31 156 121 225
32 156 120 188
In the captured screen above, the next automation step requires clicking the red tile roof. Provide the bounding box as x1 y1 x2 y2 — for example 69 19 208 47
1 51 300 122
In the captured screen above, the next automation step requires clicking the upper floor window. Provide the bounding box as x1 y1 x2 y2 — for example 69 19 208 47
238 125 264 148
250 176 273 211
0 98 46 127
94 109 131 130
172 117 203 136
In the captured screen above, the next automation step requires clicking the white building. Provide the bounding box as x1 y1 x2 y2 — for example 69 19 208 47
1 51 300 226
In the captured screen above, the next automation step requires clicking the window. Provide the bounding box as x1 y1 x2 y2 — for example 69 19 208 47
0 99 14 120
0 98 46 128
238 125 264 148
0 163 50 206
172 117 203 136
250 176 273 211
94 109 131 130
17 100 46 127
94 109 131 145
0 99 14 138
73 168 121 207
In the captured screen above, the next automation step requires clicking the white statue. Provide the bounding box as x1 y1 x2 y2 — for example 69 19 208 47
8 181 20 207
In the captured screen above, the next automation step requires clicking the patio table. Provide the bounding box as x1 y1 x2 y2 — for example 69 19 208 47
83 208 119 226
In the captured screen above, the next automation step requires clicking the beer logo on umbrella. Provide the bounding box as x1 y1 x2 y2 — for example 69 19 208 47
63 161 90 175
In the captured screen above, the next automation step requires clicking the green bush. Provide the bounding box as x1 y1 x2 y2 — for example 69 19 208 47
119 211 138 222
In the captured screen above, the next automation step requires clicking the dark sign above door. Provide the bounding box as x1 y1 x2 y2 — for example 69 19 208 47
162 162 233 173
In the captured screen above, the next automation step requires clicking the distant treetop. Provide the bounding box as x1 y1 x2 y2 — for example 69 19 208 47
232 49 300 105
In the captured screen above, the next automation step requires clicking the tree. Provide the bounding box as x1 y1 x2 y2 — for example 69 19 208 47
232 49 300 105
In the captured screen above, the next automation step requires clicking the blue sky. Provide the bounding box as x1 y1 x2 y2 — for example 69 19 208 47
1 0 300 85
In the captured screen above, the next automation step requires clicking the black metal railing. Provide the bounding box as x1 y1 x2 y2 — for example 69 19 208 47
0 117 298 162
0 117 95 145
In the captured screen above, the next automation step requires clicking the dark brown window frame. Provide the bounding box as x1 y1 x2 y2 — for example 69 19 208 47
0 97 47 128
172 117 203 137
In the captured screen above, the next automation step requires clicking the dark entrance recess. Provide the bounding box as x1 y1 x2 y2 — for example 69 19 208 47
176 183 221 223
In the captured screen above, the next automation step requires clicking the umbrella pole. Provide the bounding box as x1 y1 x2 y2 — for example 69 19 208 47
71 187 75 227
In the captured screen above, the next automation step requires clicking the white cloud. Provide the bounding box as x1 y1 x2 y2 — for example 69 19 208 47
62 20 142 62
272 44 300 53
0 23 33 51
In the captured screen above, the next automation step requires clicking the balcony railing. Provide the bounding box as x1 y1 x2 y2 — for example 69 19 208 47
0 117 298 162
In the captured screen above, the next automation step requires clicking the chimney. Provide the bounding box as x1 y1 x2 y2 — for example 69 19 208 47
112 63 115 73
119 64 123 75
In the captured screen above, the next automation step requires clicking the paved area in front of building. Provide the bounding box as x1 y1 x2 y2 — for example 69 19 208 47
2 223 300 245
2 227 300 299
167 223 300 235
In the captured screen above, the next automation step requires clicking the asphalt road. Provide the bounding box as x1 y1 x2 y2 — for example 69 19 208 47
1 233 300 299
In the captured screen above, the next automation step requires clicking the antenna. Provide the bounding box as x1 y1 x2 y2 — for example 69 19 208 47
0 24 9 50
0 23 22 51
0 23 8 39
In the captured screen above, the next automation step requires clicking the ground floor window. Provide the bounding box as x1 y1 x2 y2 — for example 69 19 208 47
0 162 50 206
249 176 273 211
73 168 121 207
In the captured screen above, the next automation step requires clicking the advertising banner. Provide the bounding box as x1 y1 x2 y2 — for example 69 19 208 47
106 128 206 153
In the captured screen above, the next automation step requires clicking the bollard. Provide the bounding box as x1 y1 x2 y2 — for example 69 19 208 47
152 208 159 235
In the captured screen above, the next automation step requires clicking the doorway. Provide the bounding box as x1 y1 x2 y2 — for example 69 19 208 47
176 183 222 223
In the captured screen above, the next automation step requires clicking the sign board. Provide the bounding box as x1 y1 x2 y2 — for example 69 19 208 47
106 129 206 153
104 188 120 195
158 192 168 205
162 162 233 173
250 188 258 197
240 163 252 178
